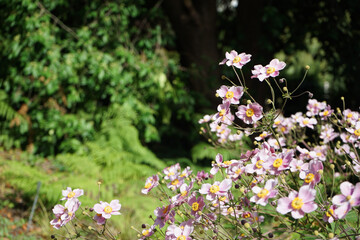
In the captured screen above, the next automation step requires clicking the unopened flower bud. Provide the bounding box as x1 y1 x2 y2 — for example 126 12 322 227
330 164 335 169
208 139 212 143
318 170 323 175
268 232 274 238
240 187 245 193
137 234 141 238
89 208 94 212
346 160 351 166
314 230 319 236
328 233 334 239
340 96 344 101
198 211 202 215
305 65 310 70
142 224 146 228
266 99 273 105
247 100 251 104
279 78 285 83
308 92 313 98
241 219 247 225
88 226 93 231
215 93 219 97
283 87 288 92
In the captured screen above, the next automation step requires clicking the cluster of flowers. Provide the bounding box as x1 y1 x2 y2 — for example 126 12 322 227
50 187 121 238
137 50 360 239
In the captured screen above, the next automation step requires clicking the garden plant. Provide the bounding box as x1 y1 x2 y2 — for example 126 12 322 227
49 50 360 239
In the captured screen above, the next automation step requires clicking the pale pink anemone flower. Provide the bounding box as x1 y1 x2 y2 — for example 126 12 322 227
154 204 176 228
199 179 232 201
277 185 317 219
166 220 194 240
323 205 338 223
251 59 286 81
297 116 318 129
250 179 278 206
210 153 235 175
345 121 360 140
299 160 323 188
306 99 326 117
187 195 205 217
214 101 234 125
93 200 121 219
139 225 156 240
332 181 360 219
263 150 293 175
163 163 181 181
50 199 81 229
141 174 159 195
61 187 84 201
219 50 251 69
320 124 339 143
236 102 263 124
216 85 244 105
171 181 194 205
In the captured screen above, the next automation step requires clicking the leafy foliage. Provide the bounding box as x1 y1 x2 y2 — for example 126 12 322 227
0 0 195 156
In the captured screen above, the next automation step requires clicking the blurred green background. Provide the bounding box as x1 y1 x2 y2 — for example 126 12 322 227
0 0 359 239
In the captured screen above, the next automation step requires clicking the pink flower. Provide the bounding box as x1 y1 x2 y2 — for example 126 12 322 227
236 102 263 124
250 179 278 206
154 204 175 228
216 85 244 105
297 116 317 129
299 160 323 188
219 50 251 69
166 220 194 240
163 163 181 181
276 185 317 219
50 199 81 229
61 187 84 201
94 213 106 225
323 205 338 223
332 181 360 219
171 181 194 205
187 195 205 217
306 99 326 117
139 225 155 239
93 200 121 219
199 179 232 201
263 150 293 175
141 175 159 194
214 102 234 125
251 59 286 81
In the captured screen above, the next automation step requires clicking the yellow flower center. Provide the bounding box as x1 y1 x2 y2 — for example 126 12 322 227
226 91 234 99
326 208 334 217
171 179 179 186
144 182 152 189
347 113 353 118
303 119 309 125
256 160 264 169
224 160 232 165
246 108 254 117
67 191 75 198
142 230 150 236
346 195 352 201
219 109 226 116
260 133 267 138
257 189 269 198
233 56 241 63
192 202 199 211
291 197 304 210
355 129 360 136
168 172 175 176
304 173 315 183
210 185 220 193
273 158 283 168
181 190 187 196
244 213 251 218
227 207 234 213
104 206 112 214
281 126 286 132
219 196 227 201
274 120 281 125
177 235 186 240
235 169 241 174
266 67 275 75
323 110 329 116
